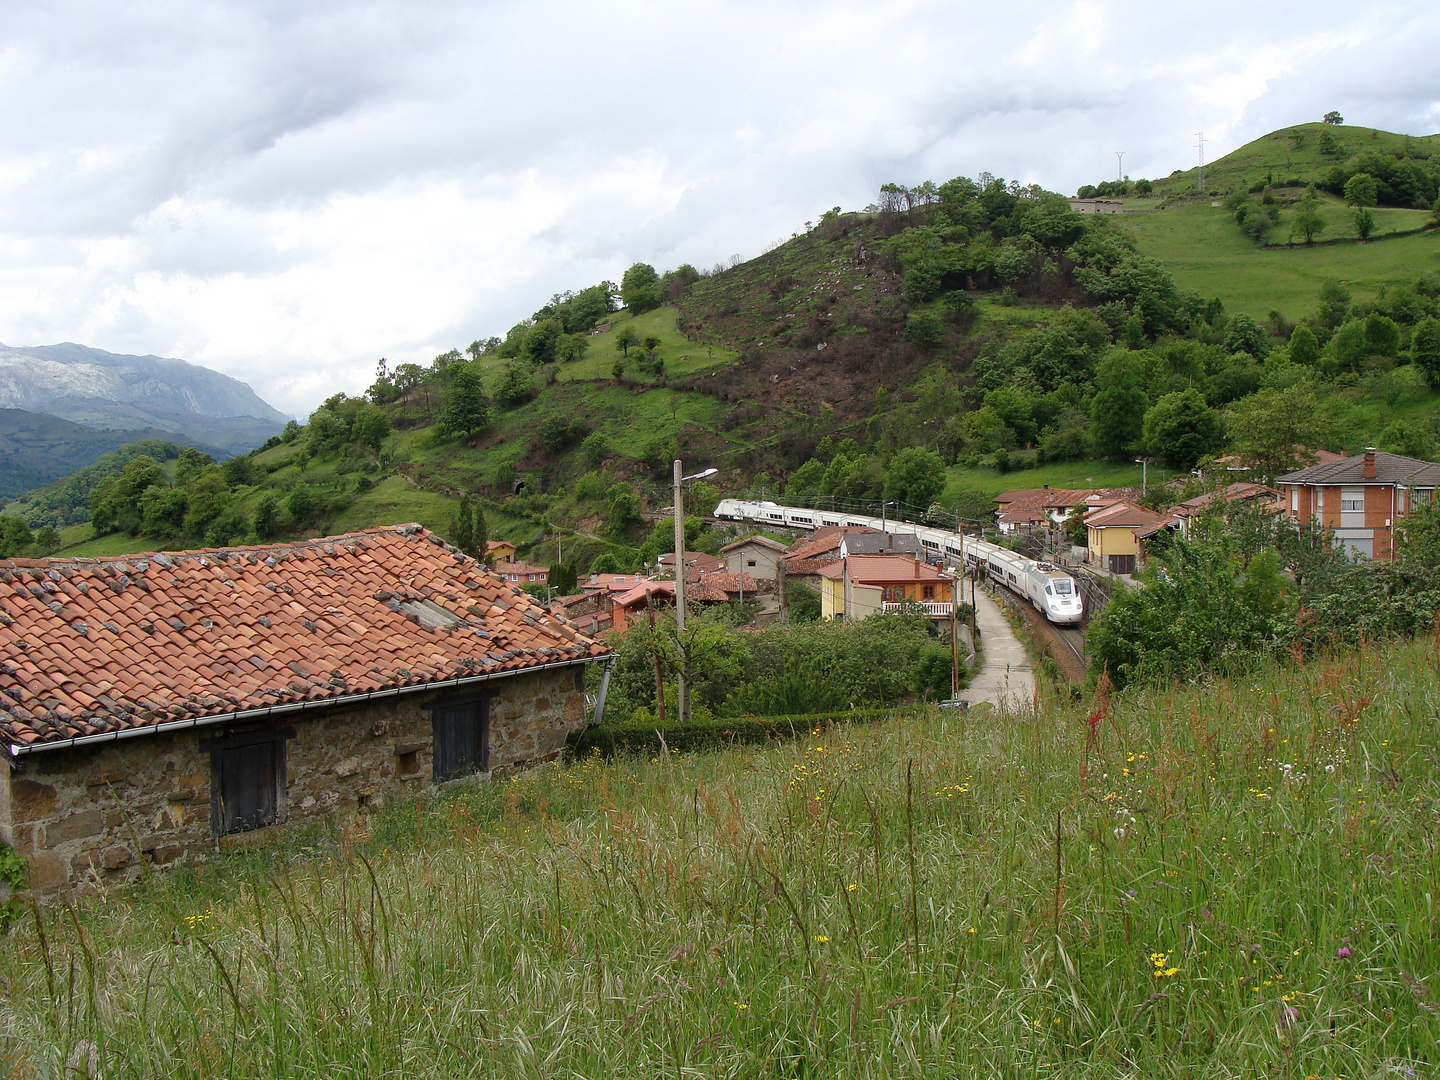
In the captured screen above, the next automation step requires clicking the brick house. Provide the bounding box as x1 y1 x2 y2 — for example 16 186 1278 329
0 525 610 891
1277 450 1440 559
492 559 548 585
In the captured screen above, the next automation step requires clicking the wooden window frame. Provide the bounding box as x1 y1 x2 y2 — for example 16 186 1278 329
431 692 492 782
202 727 294 836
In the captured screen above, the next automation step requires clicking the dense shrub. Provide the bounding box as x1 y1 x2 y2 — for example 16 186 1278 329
566 707 896 757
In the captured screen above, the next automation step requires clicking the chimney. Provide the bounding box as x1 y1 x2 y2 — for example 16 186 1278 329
1363 448 1376 480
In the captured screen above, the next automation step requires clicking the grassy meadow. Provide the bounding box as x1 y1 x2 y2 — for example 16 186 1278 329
1122 199 1439 324
2 633 1437 1076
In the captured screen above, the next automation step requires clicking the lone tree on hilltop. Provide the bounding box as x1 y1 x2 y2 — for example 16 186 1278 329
1323 111 1344 125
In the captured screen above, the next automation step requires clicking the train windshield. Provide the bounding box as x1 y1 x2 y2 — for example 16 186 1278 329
1052 580 1073 594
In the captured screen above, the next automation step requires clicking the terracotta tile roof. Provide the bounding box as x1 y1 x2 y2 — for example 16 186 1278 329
784 526 880 562
815 555 953 585
0 525 609 749
1084 502 1166 529
613 572 757 606
1171 483 1282 517
694 571 759 596
492 560 548 578
583 573 648 593
998 508 1048 524
658 551 725 574
993 488 1094 511
613 580 674 607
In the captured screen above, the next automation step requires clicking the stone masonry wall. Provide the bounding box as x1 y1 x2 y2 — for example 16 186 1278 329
0 664 590 892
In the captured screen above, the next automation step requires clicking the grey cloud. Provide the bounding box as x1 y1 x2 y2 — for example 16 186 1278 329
0 0 1436 415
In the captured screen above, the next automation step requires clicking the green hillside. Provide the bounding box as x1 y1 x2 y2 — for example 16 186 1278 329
6 122 1439 575
1151 122 1440 200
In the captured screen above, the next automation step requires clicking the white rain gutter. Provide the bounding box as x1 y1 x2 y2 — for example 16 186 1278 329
7 653 609 759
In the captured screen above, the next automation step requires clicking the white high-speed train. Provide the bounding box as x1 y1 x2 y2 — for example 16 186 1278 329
713 498 1083 624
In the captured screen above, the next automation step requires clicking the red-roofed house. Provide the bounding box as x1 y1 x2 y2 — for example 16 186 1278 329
816 556 954 621
1084 501 1166 574
657 551 725 577
609 572 759 632
485 539 517 562
0 526 610 891
492 560 548 585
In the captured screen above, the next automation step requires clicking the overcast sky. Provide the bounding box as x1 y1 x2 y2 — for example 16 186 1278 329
0 1 1436 417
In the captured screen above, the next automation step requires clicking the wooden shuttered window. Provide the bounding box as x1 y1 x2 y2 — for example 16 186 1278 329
433 697 490 781
206 730 289 835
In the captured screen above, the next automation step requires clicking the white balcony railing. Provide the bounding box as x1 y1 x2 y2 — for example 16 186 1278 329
882 601 953 618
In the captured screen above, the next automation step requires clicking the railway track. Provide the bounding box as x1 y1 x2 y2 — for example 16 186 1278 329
994 584 1087 684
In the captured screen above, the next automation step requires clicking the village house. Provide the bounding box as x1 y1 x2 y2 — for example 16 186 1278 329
607 572 758 632
491 559 548 586
780 526 883 589
656 551 725 577
992 487 1140 534
837 532 928 559
0 526 610 892
1083 501 1166 574
719 535 788 583
1140 486 1290 544
816 555 954 622
484 539 517 562
1277 449 1440 559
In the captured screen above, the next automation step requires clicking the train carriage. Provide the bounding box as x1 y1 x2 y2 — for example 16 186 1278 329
708 498 1082 624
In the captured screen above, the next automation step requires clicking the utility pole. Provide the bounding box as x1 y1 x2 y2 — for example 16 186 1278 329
1195 132 1206 194
1115 151 1125 182
672 460 716 724
673 460 687 724
950 571 960 699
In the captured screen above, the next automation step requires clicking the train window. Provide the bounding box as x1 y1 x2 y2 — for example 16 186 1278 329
1053 580 1073 594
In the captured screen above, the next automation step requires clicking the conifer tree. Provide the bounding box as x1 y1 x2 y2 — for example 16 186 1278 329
452 494 476 557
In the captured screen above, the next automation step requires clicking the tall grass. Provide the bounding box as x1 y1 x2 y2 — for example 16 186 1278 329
2 634 1438 1076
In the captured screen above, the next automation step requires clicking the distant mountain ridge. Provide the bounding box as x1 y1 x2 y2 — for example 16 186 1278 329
0 342 290 454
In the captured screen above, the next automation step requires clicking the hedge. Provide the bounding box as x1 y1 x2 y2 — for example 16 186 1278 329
565 707 900 758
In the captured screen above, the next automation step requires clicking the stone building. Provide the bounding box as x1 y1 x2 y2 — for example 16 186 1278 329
0 525 611 891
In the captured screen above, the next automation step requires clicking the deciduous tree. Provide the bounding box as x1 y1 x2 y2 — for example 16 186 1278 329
440 365 492 438
1089 351 1148 457
1142 388 1220 470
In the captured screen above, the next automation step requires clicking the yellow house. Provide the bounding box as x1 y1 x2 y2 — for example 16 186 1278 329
816 555 955 621
1084 501 1164 575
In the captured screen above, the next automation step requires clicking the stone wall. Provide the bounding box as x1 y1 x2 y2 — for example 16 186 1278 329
0 663 591 892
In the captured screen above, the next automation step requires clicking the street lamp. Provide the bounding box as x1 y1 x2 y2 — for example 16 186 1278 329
673 461 717 724
1134 457 1149 491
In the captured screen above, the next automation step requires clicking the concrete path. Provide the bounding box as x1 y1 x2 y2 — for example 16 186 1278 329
966 586 1034 712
